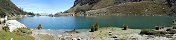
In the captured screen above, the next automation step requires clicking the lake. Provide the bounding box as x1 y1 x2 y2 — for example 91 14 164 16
17 16 176 29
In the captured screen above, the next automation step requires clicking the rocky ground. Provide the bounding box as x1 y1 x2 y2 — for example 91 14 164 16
31 27 176 40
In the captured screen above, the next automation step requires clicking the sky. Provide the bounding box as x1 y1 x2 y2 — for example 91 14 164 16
11 0 75 14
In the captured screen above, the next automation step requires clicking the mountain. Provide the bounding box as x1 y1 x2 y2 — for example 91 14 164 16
63 0 176 16
0 0 29 17
168 0 176 16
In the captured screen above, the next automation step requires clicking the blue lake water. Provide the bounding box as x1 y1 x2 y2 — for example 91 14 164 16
17 16 176 29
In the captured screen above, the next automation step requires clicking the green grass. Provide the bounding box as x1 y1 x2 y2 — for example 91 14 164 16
109 1 169 15
140 29 158 35
140 29 167 35
0 28 35 40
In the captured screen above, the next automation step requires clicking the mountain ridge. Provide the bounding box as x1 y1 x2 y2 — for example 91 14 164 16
62 0 176 16
0 0 30 17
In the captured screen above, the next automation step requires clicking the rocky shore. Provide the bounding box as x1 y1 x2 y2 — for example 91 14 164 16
30 27 176 40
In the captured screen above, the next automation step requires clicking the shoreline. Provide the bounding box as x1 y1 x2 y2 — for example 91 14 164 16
54 15 175 17
32 27 142 40
2 16 175 40
31 27 176 40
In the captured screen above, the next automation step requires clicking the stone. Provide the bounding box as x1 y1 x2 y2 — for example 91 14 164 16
168 29 176 34
155 26 160 30
0 18 5 24
109 32 112 36
5 20 27 32
161 27 164 29
166 29 171 31
64 29 80 33
172 25 176 29
61 38 65 40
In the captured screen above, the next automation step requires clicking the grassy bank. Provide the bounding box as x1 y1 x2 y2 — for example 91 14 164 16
0 28 35 40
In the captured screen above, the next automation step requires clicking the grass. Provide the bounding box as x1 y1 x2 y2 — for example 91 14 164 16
64 0 170 16
140 29 159 35
0 28 35 40
108 1 169 15
140 29 167 35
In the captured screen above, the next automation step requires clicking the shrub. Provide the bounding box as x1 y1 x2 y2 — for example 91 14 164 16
140 29 159 35
89 22 99 32
94 22 99 31
37 24 42 30
0 29 35 40
2 26 9 32
122 24 128 30
13 28 32 36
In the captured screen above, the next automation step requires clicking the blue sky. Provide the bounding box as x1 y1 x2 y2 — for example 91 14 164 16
11 0 75 14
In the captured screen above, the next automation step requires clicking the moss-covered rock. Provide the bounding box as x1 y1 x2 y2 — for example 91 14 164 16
140 29 169 35
140 29 159 35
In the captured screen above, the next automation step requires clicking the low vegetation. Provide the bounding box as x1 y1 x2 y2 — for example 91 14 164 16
0 27 35 40
90 22 99 32
140 29 169 36
13 28 32 36
63 0 176 16
2 26 9 32
140 29 160 35
37 24 42 30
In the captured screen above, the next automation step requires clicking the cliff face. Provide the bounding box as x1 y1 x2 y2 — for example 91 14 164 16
0 0 27 17
64 0 176 16
168 0 176 16
65 0 136 13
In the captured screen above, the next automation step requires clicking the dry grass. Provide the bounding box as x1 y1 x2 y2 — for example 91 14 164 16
0 28 35 40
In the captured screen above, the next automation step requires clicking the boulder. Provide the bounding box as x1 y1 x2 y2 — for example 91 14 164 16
168 29 176 34
0 18 5 24
5 20 27 32
155 26 160 30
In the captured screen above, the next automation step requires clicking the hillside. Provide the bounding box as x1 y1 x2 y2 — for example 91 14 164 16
0 0 28 17
63 0 176 16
